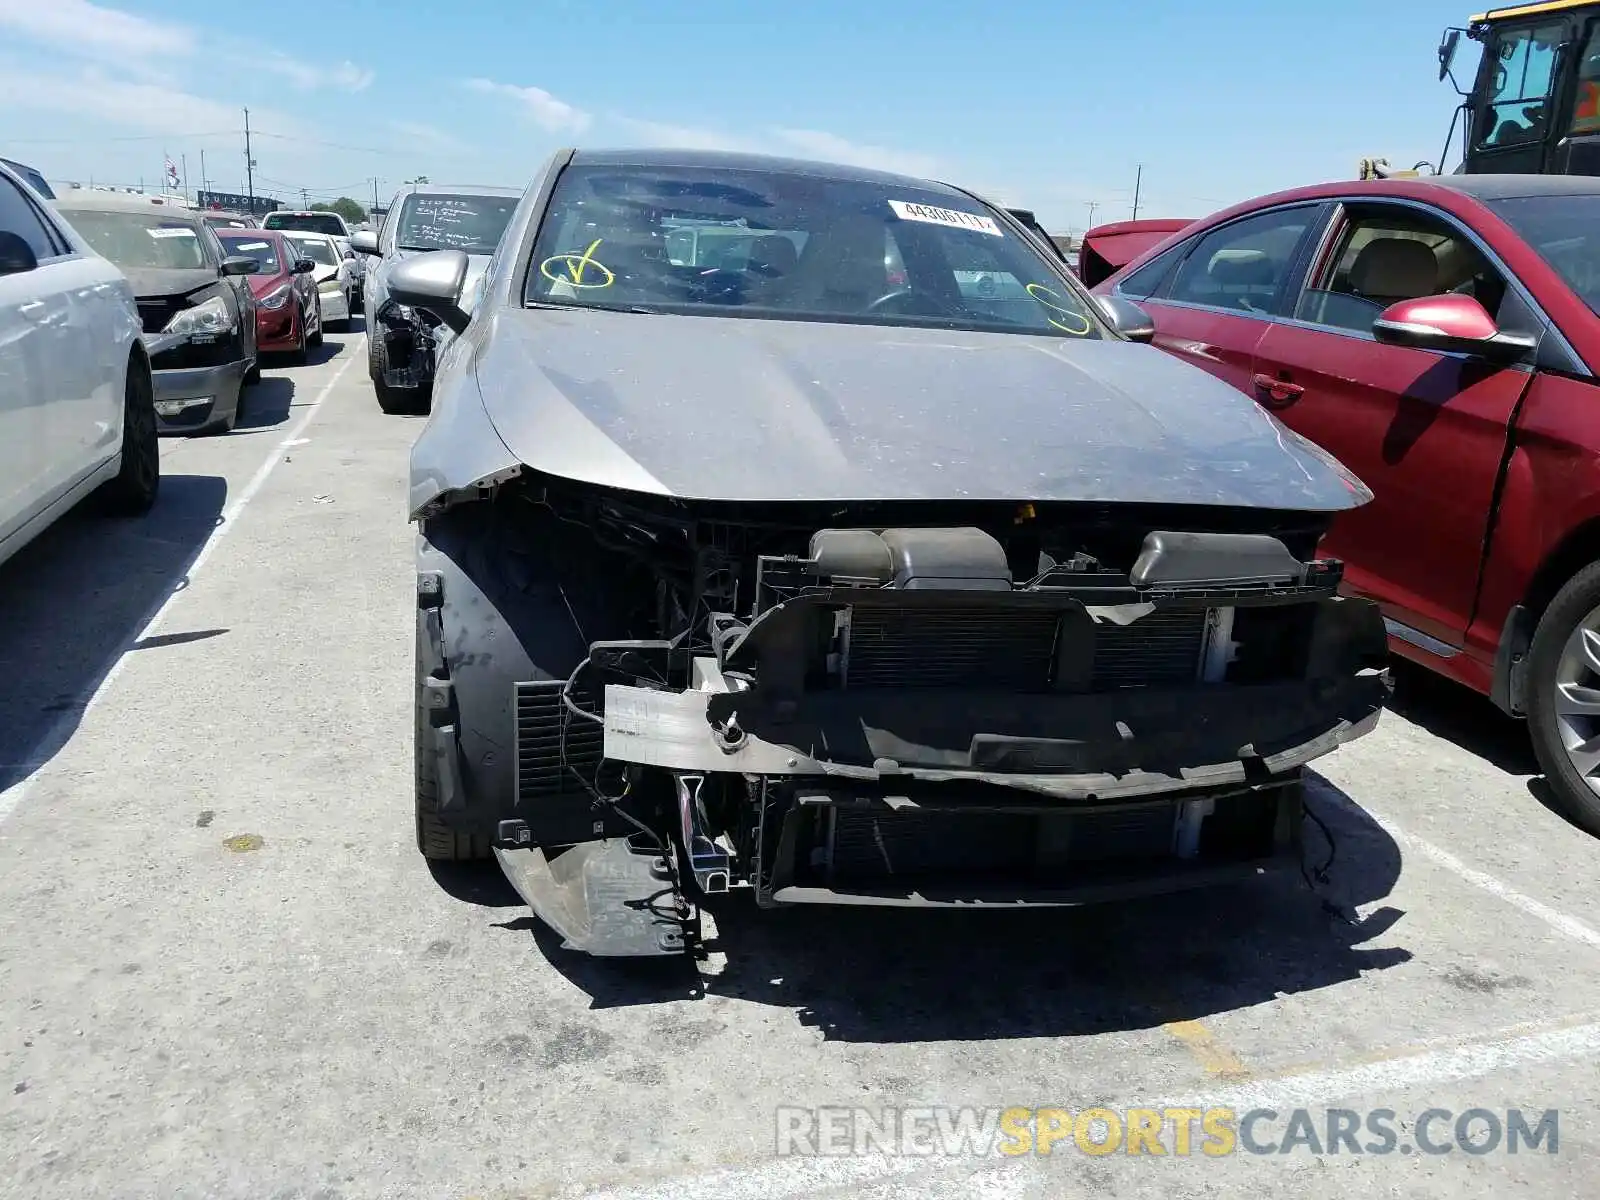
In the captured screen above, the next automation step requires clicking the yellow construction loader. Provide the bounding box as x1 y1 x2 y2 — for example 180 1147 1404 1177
1367 0 1600 178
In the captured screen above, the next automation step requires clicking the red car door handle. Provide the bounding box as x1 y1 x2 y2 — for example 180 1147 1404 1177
1253 373 1304 404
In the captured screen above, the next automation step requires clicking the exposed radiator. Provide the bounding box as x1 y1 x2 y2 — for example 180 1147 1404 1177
514 679 602 803
843 605 1209 691
1091 608 1209 689
846 606 1058 690
826 803 1179 882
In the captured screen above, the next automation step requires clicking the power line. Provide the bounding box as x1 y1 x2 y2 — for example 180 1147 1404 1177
0 131 233 145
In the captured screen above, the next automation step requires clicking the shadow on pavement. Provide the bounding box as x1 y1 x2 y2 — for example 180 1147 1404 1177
1384 659 1537 777
0 473 228 791
236 376 295 431
450 773 1410 1035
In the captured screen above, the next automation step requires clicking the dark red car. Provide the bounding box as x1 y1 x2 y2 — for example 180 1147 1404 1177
216 229 323 362
1093 174 1600 834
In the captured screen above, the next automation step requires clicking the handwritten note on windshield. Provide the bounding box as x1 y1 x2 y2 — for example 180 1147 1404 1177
406 197 500 250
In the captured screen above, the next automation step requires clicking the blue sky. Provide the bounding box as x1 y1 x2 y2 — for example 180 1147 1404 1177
1 0 1478 232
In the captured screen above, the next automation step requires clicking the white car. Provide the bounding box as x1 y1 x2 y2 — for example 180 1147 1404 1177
282 231 354 330
0 162 159 569
262 210 364 304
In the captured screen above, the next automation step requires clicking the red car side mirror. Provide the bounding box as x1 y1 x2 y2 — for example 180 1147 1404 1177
1372 293 1538 361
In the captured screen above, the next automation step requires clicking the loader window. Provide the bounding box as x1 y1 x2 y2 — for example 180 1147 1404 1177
1476 22 1564 148
1569 25 1600 135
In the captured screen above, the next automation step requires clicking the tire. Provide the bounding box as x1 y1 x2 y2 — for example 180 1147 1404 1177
244 359 261 386
367 326 384 381
375 377 417 415
289 307 308 365
96 356 159 515
1526 561 1600 836
308 298 324 348
416 611 490 861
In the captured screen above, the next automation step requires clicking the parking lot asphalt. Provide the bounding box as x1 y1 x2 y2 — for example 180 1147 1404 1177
3 327 1600 1198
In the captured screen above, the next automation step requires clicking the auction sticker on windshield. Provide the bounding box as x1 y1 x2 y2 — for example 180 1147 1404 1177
889 200 1002 237
148 227 196 239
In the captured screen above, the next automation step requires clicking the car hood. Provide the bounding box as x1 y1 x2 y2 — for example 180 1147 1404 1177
467 311 1371 508
122 267 221 300
245 271 292 297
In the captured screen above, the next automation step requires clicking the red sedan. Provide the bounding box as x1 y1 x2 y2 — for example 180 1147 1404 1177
1093 174 1600 834
216 229 322 362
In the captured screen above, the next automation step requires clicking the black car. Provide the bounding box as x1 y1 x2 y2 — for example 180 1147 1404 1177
53 195 260 434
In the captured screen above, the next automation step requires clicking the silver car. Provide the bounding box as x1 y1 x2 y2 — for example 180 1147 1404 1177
385 148 1391 958
349 183 519 413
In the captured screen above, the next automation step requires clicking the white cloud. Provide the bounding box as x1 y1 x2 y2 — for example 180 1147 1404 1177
0 0 374 96
0 64 303 139
610 117 759 153
464 78 590 133
252 52 375 93
388 120 473 155
608 116 944 180
0 0 194 59
770 128 942 180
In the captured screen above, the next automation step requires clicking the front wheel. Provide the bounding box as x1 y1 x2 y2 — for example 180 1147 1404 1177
307 298 324 348
288 306 309 365
1526 561 1600 836
95 356 159 515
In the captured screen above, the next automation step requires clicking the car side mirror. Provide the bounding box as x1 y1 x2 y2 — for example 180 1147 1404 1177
220 255 258 276
350 230 380 255
0 231 38 277
293 258 317 274
387 249 471 335
1096 294 1156 343
343 249 357 260
1372 293 1538 361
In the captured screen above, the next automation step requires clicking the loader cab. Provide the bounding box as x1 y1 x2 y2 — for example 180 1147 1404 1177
1459 2 1600 175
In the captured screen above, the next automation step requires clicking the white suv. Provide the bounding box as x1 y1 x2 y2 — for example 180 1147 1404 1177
0 162 159 568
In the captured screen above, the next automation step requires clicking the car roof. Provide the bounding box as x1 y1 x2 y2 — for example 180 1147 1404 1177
1417 173 1600 200
53 192 202 218
568 147 968 196
266 209 338 217
216 227 284 243
395 182 521 197
1209 172 1600 218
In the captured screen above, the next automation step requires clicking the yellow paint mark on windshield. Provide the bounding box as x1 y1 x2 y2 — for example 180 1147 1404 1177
540 238 615 289
1025 283 1092 335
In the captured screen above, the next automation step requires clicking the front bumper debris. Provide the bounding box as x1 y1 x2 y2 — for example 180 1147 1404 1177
378 301 437 388
143 332 247 430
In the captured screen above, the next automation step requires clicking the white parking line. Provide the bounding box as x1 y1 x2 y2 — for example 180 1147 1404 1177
1369 810 1600 952
0 346 361 830
570 1016 1600 1199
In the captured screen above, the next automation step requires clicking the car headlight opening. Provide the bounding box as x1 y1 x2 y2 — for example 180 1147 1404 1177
162 294 236 335
258 284 293 311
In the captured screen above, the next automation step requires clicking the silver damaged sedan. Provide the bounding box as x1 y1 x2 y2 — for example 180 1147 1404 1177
389 148 1391 957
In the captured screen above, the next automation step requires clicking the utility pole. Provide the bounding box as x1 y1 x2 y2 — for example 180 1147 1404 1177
200 149 208 196
1085 200 1099 229
181 154 189 202
300 187 310 208
1131 164 1144 220
243 107 256 214
371 177 379 214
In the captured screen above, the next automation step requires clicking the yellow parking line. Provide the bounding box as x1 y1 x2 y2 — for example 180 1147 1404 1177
1163 1019 1251 1080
